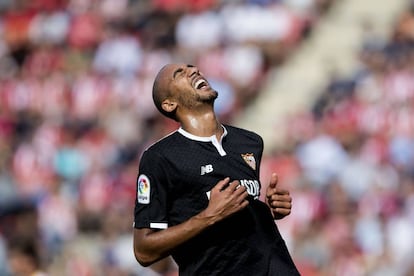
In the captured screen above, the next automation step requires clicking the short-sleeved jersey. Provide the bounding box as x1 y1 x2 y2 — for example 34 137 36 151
134 125 299 276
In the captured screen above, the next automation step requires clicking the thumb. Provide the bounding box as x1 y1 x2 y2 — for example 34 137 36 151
269 173 278 189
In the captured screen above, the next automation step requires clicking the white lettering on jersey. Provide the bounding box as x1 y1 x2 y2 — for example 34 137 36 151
137 174 150 204
240 179 260 199
206 179 261 201
201 164 214 175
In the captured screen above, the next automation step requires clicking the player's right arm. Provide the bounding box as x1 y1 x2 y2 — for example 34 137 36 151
133 177 249 267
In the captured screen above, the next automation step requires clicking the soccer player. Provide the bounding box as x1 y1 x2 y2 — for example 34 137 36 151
133 63 300 275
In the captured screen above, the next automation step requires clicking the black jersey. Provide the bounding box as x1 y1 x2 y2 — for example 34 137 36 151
134 125 299 276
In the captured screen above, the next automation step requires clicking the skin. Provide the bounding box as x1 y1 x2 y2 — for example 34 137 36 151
133 64 293 267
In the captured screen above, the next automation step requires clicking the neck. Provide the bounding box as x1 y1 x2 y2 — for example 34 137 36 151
180 110 222 138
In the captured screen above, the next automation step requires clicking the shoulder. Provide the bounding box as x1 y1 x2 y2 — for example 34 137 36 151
224 125 263 143
141 130 182 157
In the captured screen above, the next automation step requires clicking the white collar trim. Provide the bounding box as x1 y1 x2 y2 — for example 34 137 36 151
178 126 228 156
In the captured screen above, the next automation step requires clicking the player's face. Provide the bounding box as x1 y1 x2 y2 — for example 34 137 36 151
166 64 218 108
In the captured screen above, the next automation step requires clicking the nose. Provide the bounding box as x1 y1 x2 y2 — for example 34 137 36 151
187 65 199 77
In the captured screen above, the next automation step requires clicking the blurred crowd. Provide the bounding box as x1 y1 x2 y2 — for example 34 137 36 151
4 0 414 275
0 0 333 275
259 3 414 275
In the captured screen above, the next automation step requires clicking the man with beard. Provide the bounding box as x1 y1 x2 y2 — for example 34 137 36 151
133 64 300 276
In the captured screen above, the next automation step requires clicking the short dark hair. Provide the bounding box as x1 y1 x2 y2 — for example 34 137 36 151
152 66 178 121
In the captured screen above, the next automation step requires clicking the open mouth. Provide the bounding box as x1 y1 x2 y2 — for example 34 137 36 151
194 78 209 90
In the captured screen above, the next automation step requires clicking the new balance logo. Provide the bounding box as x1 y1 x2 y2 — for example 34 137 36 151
201 164 213 175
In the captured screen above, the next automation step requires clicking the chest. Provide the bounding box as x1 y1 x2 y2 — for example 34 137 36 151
167 140 261 199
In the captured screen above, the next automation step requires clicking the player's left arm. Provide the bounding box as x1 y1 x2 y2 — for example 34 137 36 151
265 173 292 220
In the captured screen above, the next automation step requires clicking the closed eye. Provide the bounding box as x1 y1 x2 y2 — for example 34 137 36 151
173 68 184 79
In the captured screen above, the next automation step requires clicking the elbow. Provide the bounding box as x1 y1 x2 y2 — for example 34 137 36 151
133 228 164 267
134 247 156 267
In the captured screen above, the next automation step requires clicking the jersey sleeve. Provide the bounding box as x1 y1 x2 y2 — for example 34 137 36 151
134 149 169 230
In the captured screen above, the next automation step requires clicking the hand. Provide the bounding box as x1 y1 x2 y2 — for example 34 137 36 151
266 173 292 220
203 178 249 224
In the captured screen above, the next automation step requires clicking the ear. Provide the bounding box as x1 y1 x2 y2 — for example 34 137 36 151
161 98 177 114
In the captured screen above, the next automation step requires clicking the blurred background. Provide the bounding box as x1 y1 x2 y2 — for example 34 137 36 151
1 0 414 275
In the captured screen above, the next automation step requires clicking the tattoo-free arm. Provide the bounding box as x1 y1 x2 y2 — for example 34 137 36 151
133 177 249 266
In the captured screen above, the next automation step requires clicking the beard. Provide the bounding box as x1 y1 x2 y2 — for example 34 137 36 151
199 89 218 103
179 88 218 108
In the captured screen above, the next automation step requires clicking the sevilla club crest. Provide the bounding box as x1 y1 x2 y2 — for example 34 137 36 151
241 153 256 170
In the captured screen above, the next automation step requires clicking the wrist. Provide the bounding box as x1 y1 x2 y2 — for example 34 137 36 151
196 209 218 227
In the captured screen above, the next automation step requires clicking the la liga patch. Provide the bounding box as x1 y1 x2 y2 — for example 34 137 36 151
137 174 150 204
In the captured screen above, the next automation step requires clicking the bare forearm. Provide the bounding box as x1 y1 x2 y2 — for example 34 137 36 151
134 210 216 266
134 178 249 266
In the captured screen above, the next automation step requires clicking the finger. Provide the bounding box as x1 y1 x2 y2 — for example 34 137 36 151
235 187 248 202
228 180 241 191
269 193 292 204
266 187 274 199
235 188 249 204
226 181 247 202
273 207 291 218
274 188 290 196
266 173 278 198
270 199 292 209
268 173 278 189
214 177 230 192
239 199 249 209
